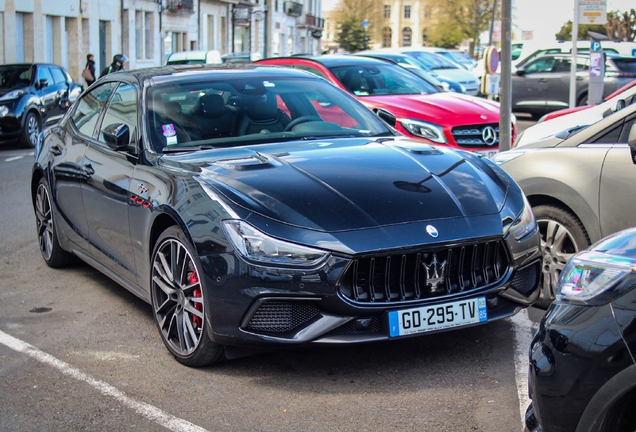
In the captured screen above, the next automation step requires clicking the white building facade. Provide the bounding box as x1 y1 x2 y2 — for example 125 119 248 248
0 0 324 83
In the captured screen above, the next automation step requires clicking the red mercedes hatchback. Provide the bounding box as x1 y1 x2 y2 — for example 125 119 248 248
257 55 515 157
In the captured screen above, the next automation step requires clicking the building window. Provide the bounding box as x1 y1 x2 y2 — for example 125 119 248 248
402 27 412 46
404 5 411 19
384 5 390 19
135 10 153 60
382 27 392 48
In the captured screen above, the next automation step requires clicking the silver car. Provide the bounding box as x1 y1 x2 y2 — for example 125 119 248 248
494 101 636 306
512 53 635 119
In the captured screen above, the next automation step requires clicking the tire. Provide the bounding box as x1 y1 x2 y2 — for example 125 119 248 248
34 178 76 268
533 204 590 308
150 226 225 367
20 111 40 149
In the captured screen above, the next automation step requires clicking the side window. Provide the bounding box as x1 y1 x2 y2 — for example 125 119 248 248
50 67 67 84
98 83 138 146
71 82 118 138
618 117 636 143
525 57 556 74
36 67 54 85
592 124 622 144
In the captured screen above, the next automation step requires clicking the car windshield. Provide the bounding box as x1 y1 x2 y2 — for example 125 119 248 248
611 58 636 73
0 65 34 90
329 63 439 97
147 75 393 153
403 52 459 70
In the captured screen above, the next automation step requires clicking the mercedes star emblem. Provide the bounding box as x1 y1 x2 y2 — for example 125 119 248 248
481 126 497 146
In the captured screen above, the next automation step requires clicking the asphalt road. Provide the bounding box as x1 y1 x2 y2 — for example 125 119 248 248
0 124 543 432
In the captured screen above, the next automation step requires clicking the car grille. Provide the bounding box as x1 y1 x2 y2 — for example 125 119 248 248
452 123 499 147
245 301 320 333
338 239 510 304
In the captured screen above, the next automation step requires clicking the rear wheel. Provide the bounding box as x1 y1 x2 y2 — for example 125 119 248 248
20 112 40 149
150 226 225 367
34 178 76 268
533 204 590 308
577 93 588 107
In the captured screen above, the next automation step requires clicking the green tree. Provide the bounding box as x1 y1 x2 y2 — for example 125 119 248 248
428 0 498 57
426 25 465 49
554 20 607 40
333 0 379 52
555 9 636 41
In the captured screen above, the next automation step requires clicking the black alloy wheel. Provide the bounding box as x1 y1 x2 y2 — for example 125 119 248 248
533 204 590 308
34 179 75 268
21 112 40 149
151 226 224 367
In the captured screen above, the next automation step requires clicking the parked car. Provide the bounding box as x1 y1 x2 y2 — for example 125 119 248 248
257 55 513 156
32 64 542 366
221 52 261 63
396 48 481 95
166 50 222 65
494 102 636 306
512 53 636 118
355 51 466 93
0 63 82 148
537 78 636 123
419 47 477 71
514 79 636 147
526 226 636 432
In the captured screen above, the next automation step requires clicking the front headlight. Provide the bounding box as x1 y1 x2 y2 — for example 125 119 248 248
222 220 330 268
506 194 536 240
0 89 24 101
0 105 8 117
556 251 636 305
399 119 447 143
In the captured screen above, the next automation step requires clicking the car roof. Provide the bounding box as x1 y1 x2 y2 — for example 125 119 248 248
259 55 393 68
97 63 323 86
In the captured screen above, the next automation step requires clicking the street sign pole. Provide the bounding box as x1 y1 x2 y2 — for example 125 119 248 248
499 0 511 152
569 0 579 108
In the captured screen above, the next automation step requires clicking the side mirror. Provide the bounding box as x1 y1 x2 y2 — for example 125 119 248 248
102 123 130 150
628 123 636 165
616 99 626 112
515 69 526 76
37 79 48 89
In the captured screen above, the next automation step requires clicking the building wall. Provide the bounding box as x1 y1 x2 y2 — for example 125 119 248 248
0 0 323 84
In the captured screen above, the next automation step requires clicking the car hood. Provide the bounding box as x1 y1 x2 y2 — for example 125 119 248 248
164 137 510 233
363 93 501 125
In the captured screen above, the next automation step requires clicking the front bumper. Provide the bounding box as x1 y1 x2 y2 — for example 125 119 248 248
201 229 542 348
525 302 632 432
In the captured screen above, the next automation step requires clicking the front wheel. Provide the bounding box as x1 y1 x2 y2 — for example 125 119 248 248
150 226 225 367
533 204 590 308
20 112 40 149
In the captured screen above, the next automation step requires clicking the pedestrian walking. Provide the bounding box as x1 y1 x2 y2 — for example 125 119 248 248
82 53 96 87
100 54 127 78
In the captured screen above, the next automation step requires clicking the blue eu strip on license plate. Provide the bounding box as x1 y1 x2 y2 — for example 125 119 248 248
388 296 488 337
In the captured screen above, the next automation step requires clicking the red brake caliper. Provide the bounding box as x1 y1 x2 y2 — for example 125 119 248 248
189 270 203 328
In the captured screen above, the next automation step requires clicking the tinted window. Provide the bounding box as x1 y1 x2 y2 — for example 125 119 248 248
611 58 636 73
0 65 33 90
292 65 328 79
36 67 54 85
71 82 118 138
592 124 622 143
525 57 556 74
98 83 138 146
330 63 439 96
50 67 67 84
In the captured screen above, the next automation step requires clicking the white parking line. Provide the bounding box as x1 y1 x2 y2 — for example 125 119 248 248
0 329 208 432
511 309 535 431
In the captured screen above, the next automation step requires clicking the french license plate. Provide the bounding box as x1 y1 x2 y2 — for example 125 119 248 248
388 297 487 337
477 150 498 160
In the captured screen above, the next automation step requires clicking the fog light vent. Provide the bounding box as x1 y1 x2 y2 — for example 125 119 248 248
245 301 320 333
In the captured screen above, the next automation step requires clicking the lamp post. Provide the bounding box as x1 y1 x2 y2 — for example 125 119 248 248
475 7 483 58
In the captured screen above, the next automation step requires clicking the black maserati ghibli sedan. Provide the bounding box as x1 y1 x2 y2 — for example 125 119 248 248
32 64 542 366
526 227 636 432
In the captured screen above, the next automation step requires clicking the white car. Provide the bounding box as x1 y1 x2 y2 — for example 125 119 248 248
514 82 636 147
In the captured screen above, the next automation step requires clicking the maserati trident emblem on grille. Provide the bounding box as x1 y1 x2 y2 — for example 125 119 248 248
481 126 497 146
426 225 439 238
423 254 447 293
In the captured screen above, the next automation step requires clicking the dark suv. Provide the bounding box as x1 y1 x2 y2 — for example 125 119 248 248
0 63 82 148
